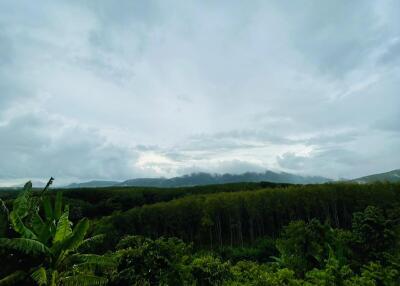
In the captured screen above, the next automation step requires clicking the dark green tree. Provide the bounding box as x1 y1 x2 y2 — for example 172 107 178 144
275 219 334 276
351 206 397 263
112 235 192 285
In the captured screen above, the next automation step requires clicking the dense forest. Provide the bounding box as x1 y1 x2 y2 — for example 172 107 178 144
1 180 400 285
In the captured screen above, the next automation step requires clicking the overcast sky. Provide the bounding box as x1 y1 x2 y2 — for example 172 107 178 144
0 1 399 186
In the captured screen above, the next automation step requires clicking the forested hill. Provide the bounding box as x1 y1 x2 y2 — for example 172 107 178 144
62 169 400 189
65 171 331 188
352 169 400 183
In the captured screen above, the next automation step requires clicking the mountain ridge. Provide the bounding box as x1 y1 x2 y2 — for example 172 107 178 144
352 169 400 184
63 171 331 188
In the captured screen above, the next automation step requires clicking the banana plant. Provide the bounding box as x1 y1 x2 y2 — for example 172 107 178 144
0 179 115 286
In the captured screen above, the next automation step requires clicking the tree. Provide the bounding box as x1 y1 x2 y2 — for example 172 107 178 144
0 180 115 286
303 250 353 286
191 254 232 286
112 235 193 285
275 219 334 277
351 206 397 263
228 261 301 286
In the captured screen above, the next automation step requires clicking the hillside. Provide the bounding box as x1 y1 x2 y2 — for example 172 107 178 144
65 180 119 188
352 169 400 183
65 171 331 188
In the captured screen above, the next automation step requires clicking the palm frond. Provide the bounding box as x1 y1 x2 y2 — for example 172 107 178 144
37 220 54 245
50 270 58 286
31 212 45 236
0 198 9 217
51 218 89 265
63 218 89 252
60 274 108 286
53 206 72 243
31 267 47 286
9 211 38 239
40 177 54 197
0 271 26 286
43 197 54 221
0 198 9 237
0 238 50 255
12 181 33 219
78 234 105 252
71 254 117 272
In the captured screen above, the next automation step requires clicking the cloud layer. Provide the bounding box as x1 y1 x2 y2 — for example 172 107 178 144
0 0 399 185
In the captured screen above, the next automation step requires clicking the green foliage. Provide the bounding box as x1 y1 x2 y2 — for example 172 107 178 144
275 219 334 276
0 271 27 286
57 182 275 219
228 261 301 286
53 206 72 243
92 182 400 249
191 254 232 286
351 206 397 263
0 237 50 255
2 181 400 285
60 274 108 286
31 267 48 286
359 261 400 286
0 180 114 286
217 237 277 263
303 250 354 286
112 235 192 285
0 198 9 237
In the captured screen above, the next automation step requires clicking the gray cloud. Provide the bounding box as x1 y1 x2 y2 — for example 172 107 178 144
0 0 399 184
379 39 400 65
181 160 266 176
277 148 370 179
0 111 148 185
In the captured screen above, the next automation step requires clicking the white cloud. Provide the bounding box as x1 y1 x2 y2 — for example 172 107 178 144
0 0 399 184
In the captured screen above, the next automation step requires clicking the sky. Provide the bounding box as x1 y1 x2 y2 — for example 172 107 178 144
0 0 399 186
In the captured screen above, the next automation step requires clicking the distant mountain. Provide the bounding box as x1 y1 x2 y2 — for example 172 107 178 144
64 171 331 188
10 180 47 189
65 180 120 188
352 169 400 183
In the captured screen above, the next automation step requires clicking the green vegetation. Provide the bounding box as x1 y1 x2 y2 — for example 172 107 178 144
0 181 114 286
1 181 400 285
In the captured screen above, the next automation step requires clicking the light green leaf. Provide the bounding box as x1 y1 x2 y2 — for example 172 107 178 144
31 267 47 286
38 220 53 245
78 234 105 252
53 206 72 243
63 218 89 252
43 197 54 221
50 271 57 286
0 238 50 255
31 213 45 236
71 254 117 272
9 211 37 239
60 274 108 286
12 181 33 219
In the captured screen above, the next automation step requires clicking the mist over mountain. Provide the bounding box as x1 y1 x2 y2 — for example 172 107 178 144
64 180 120 189
352 169 400 184
64 171 331 188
